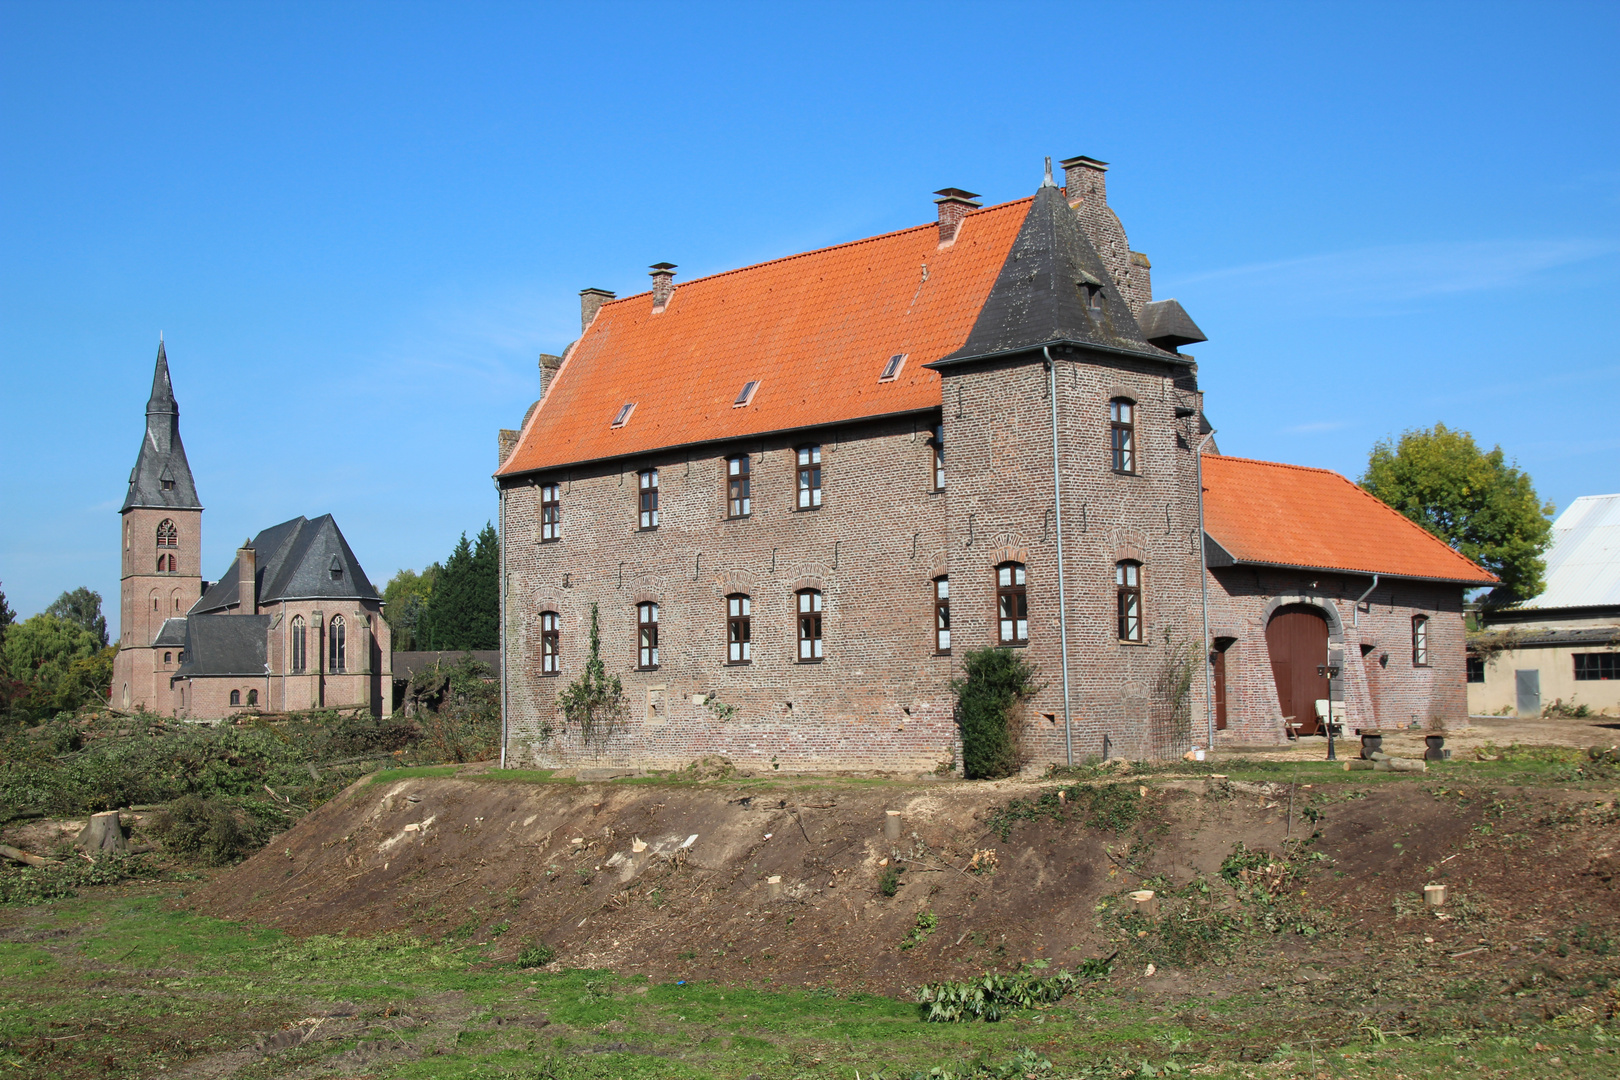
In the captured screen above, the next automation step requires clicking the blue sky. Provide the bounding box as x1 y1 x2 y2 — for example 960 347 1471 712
2 2 1616 633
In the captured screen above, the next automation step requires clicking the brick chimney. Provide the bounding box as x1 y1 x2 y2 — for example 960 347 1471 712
934 188 981 244
648 263 677 310
578 288 615 332
236 541 256 616
538 352 561 398
1060 155 1109 207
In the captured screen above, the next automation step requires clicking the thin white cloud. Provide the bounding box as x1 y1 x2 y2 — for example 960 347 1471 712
1161 238 1617 309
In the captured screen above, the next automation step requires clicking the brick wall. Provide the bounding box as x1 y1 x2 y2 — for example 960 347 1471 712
1207 566 1468 743
113 505 203 712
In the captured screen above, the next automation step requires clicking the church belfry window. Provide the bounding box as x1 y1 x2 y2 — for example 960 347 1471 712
156 519 177 547
329 615 346 674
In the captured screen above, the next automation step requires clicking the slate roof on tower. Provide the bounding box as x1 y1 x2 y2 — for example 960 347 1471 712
122 341 202 511
1201 455 1498 584
191 515 380 615
498 175 1190 478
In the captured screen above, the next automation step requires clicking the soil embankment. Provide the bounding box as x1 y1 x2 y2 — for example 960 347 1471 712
189 767 1620 1000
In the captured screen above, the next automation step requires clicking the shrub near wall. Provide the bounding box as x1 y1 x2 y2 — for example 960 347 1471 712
954 648 1040 779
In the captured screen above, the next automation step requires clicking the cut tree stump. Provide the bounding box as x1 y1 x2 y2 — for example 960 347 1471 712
76 811 128 855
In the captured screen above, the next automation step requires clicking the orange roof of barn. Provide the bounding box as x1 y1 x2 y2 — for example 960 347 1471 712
1202 455 1498 584
497 198 1034 476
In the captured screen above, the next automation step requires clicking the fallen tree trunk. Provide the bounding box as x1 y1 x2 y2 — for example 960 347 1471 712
1374 757 1427 774
0 844 55 868
76 811 128 855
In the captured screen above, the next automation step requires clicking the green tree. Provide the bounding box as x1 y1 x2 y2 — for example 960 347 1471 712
1361 423 1554 606
2 613 103 715
382 564 440 651
556 603 624 745
416 523 499 650
0 581 14 649
45 587 109 648
952 648 1040 779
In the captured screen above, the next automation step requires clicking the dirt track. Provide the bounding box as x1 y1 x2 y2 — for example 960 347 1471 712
188 767 1620 1004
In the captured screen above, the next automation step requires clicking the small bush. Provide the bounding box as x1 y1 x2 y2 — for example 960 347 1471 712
878 865 903 897
150 794 277 865
516 941 556 968
918 958 1113 1022
953 648 1040 780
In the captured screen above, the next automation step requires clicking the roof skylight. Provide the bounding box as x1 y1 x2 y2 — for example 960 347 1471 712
879 353 907 382
733 380 760 408
611 402 636 428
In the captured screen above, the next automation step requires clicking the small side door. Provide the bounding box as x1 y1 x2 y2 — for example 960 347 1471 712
1514 669 1541 717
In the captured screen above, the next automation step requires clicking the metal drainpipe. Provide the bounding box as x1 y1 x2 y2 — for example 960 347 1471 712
1196 427 1217 751
1043 347 1073 766
498 480 509 770
1353 573 1379 627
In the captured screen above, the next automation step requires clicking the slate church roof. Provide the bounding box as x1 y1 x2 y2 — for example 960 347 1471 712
192 514 380 615
1202 455 1497 584
174 615 271 678
122 341 203 511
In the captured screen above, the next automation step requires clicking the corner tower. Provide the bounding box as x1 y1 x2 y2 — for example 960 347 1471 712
112 341 204 713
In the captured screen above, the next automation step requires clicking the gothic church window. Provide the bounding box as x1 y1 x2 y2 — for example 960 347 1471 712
290 616 306 673
247 689 258 706
996 563 1028 646
156 519 177 547
330 615 346 674
230 690 240 706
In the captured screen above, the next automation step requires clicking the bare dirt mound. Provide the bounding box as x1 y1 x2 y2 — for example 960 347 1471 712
188 770 1620 1001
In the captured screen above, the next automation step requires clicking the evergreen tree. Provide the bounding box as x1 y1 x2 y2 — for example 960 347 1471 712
45 587 109 648
416 523 499 650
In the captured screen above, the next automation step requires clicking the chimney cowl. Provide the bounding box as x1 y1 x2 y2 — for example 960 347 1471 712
649 263 677 309
578 288 616 332
933 188 982 244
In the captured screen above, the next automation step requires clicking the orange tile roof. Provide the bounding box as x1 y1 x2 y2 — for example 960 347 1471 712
497 198 1034 476
1202 455 1497 584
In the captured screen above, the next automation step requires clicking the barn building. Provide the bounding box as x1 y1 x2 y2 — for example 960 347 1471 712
492 156 1494 772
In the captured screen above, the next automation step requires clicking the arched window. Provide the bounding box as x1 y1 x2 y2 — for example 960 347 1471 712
1116 561 1143 642
1110 399 1135 474
727 594 752 663
1412 615 1429 667
797 589 823 661
156 519 177 547
329 615 346 674
933 577 951 655
290 616 306 673
796 446 822 509
163 651 172 664
540 611 560 674
247 689 258 706
996 563 1028 646
230 689 241 706
637 602 659 670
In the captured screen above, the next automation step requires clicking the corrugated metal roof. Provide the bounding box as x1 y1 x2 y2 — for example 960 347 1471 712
1515 493 1620 609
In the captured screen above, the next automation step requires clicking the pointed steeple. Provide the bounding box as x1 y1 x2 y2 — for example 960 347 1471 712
122 340 202 512
930 177 1172 368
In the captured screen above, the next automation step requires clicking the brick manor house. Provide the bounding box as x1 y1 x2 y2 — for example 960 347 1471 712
494 156 1494 772
111 344 392 720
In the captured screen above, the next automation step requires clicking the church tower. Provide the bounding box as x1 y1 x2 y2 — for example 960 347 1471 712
112 341 203 713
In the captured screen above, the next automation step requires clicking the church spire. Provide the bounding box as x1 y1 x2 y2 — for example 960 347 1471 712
122 340 202 512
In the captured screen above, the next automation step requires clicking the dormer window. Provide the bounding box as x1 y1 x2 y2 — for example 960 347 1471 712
161 479 175 490
879 353 907 382
329 556 343 582
733 380 760 408
611 402 636 428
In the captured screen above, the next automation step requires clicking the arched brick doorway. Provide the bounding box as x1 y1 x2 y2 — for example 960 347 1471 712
1266 604 1330 736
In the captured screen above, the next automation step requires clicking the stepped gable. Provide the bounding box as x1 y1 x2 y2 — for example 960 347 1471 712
929 176 1175 369
192 514 379 615
496 197 1034 476
122 341 203 511
1202 455 1497 584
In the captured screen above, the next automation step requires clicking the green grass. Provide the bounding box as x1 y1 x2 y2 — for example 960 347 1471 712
2 886 1615 1079
369 764 465 783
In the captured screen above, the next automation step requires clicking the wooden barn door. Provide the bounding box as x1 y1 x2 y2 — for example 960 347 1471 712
1266 605 1330 736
